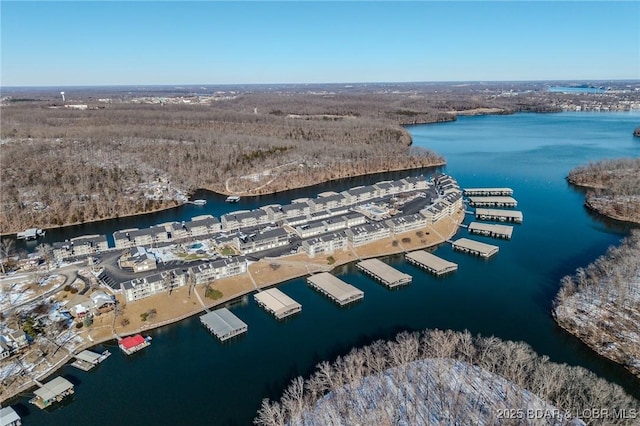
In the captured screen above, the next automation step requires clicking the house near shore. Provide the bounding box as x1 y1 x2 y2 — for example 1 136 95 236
118 246 157 273
234 228 289 254
385 213 427 234
120 269 188 302
52 234 109 261
301 233 348 258
188 256 247 285
113 226 169 249
345 223 391 247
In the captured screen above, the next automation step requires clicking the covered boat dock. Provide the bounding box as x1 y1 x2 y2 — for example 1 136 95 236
405 250 458 275
200 308 248 341
468 222 514 239
307 273 364 306
254 288 302 319
467 196 517 208
70 349 111 371
356 259 412 288
451 238 499 258
463 187 513 196
475 208 523 223
30 376 74 409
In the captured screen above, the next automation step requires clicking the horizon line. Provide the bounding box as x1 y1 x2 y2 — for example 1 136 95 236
2 78 639 90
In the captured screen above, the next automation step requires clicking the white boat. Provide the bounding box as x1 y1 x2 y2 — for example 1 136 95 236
226 196 241 203
192 199 207 206
16 228 45 240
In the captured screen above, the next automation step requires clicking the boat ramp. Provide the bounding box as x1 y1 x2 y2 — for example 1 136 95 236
468 222 513 239
451 238 499 258
254 288 302 319
463 187 513 196
307 272 364 306
467 196 517 208
356 259 412 288
200 308 248 341
405 250 458 276
70 349 111 371
475 208 523 223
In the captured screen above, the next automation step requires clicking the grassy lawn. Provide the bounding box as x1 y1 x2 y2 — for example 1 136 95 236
205 288 223 300
220 247 235 256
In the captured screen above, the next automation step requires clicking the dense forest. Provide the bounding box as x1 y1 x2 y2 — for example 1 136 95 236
255 329 638 425
1 94 449 234
0 85 623 234
554 230 640 379
567 158 640 224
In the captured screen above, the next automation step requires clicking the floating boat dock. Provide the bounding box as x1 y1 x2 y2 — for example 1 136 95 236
70 349 111 371
356 259 412 288
405 250 458 275
467 196 517 208
307 272 364 306
451 238 499 258
463 188 513 196
118 334 152 355
0 406 21 426
29 376 74 409
200 308 248 341
254 288 302 319
475 208 523 223
468 222 513 239
16 228 45 240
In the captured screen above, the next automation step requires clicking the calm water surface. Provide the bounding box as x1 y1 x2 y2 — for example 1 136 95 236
13 112 640 425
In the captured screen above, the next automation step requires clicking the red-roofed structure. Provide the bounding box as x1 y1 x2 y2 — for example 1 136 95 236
119 334 150 355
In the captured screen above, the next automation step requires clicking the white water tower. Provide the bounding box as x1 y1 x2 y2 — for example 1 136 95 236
60 91 65 102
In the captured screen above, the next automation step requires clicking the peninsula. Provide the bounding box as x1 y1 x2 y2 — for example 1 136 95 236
567 157 640 224
0 174 464 403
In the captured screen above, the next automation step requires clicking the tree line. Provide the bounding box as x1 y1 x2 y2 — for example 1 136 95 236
255 329 638 425
554 230 640 379
567 158 640 224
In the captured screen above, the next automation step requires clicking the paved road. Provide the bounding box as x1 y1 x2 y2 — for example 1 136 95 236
1 262 85 315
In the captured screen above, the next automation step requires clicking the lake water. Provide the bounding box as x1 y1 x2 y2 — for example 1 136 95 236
11 112 640 425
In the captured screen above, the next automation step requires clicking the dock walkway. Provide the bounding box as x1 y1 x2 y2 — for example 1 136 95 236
451 238 499 258
254 288 302 319
356 259 412 288
307 272 364 306
200 308 248 341
405 250 458 275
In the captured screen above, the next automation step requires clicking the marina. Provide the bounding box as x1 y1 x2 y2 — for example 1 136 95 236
474 208 523 223
254 288 302 319
468 222 514 239
70 349 111 371
463 188 513 196
200 308 248 341
307 272 364 306
118 334 152 355
29 377 74 409
467 196 518 208
405 250 458 275
356 259 412 288
451 238 499 258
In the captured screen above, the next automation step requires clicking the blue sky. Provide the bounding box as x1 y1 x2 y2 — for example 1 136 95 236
1 1 639 86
